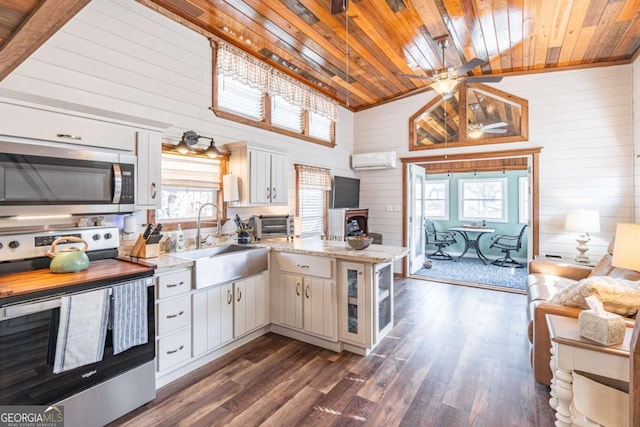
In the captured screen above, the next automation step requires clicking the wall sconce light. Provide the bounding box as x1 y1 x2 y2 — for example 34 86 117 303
176 131 224 158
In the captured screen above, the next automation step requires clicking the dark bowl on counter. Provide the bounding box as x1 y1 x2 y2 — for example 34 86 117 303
346 236 374 250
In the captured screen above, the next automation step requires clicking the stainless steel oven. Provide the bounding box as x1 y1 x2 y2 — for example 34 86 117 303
0 226 155 427
0 140 136 216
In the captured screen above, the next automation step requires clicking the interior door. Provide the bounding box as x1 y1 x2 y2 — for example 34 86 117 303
408 164 426 274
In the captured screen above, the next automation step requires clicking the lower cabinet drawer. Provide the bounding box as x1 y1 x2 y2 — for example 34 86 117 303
157 295 190 335
156 269 191 299
157 328 190 372
277 253 333 278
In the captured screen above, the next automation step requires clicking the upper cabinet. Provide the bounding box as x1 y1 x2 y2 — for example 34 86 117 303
0 102 138 152
226 142 289 206
136 131 162 209
409 83 529 151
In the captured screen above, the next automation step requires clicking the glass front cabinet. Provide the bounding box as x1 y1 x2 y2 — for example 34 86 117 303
339 261 393 352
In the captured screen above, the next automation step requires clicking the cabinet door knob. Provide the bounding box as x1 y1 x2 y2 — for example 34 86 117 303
266 187 271 199
296 282 301 296
237 288 242 302
166 281 184 288
151 183 157 199
227 289 233 304
272 187 277 200
305 284 310 299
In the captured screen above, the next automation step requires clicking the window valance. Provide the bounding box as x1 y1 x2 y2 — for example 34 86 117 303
295 164 332 191
217 43 339 122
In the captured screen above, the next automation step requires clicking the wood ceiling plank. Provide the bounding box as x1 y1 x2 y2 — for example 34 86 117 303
612 14 640 57
617 0 640 21
0 6 24 44
582 0 608 27
299 0 415 91
438 0 485 75
507 0 524 71
492 0 514 72
473 0 503 73
548 0 573 48
0 0 39 14
520 0 537 69
532 0 555 68
0 0 90 82
570 25 597 63
556 0 590 66
582 1 625 63
237 0 388 103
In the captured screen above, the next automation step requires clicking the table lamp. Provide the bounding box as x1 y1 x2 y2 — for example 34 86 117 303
564 209 601 264
612 223 640 271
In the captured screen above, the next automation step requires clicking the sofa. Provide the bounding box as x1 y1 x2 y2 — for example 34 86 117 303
527 241 640 385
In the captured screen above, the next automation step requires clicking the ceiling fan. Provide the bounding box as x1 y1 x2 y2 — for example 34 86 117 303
467 103 507 138
406 37 503 97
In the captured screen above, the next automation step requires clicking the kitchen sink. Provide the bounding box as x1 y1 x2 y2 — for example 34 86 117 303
173 244 268 288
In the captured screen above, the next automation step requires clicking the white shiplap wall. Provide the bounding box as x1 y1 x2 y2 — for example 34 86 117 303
0 0 355 221
355 64 636 259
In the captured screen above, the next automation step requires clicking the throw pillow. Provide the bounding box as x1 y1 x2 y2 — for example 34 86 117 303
550 276 640 316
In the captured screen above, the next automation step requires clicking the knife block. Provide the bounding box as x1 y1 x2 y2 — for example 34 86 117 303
131 234 159 259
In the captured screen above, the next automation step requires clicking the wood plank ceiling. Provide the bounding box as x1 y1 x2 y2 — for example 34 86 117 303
0 0 638 111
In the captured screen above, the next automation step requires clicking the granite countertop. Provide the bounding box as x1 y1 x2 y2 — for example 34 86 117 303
255 239 409 263
144 238 408 271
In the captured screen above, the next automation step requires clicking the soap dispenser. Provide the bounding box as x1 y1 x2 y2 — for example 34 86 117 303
176 224 185 251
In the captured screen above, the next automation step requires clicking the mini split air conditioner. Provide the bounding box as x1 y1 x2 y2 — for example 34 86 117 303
351 151 397 170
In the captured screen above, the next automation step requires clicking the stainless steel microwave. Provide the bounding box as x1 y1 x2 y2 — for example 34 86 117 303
0 140 136 216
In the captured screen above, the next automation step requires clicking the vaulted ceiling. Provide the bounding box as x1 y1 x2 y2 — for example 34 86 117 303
1 0 639 111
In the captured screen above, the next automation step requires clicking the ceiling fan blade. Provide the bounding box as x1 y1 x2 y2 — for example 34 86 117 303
482 129 507 134
453 58 485 76
482 122 508 130
331 0 348 14
405 74 435 81
462 75 503 83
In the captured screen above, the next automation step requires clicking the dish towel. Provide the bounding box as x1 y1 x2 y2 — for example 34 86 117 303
53 288 110 374
112 280 148 355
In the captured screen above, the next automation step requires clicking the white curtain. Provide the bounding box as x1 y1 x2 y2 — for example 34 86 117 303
217 43 339 122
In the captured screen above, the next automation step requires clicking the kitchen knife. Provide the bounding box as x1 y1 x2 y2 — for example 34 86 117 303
247 215 255 230
151 223 163 235
142 223 153 239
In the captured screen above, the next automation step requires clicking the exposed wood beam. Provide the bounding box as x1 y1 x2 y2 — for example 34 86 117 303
0 0 90 82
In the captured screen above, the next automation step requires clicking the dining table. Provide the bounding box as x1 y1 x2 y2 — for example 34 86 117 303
448 226 496 264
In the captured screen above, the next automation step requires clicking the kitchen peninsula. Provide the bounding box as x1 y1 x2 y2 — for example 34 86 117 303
152 239 408 386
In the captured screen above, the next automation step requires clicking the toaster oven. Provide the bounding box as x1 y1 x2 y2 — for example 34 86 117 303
255 215 295 240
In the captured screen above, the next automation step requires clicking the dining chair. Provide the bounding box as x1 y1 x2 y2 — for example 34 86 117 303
489 224 528 268
425 219 457 260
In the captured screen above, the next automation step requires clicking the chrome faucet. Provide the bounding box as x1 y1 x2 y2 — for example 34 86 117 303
196 202 222 249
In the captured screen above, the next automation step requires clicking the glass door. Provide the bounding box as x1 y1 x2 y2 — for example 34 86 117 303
408 164 426 274
340 261 366 345
375 263 393 343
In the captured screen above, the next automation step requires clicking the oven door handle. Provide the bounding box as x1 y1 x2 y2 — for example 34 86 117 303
3 299 61 319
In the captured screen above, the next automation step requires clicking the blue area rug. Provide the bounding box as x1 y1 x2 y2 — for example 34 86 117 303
414 256 528 291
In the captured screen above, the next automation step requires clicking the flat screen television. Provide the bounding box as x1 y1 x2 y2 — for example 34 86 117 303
331 176 360 209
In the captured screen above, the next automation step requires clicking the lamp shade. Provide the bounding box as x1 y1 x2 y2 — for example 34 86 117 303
564 210 601 233
612 223 640 271
222 174 239 202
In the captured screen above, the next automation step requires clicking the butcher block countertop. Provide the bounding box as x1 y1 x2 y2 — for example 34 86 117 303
0 258 154 301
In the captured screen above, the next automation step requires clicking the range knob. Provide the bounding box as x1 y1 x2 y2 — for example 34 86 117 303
9 240 20 249
104 232 112 240
92 234 101 241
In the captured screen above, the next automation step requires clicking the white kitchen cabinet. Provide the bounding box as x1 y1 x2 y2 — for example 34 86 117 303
275 253 337 341
192 272 269 357
225 142 288 206
338 261 393 350
136 130 162 209
0 101 137 152
155 267 192 374
249 149 288 205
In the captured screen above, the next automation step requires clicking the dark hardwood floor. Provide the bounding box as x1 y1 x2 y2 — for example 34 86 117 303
111 278 555 427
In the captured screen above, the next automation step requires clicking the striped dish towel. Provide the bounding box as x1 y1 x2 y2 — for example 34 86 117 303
112 279 148 355
54 288 110 374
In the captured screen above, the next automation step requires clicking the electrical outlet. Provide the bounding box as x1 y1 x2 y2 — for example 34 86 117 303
393 205 401 212
385 204 393 212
